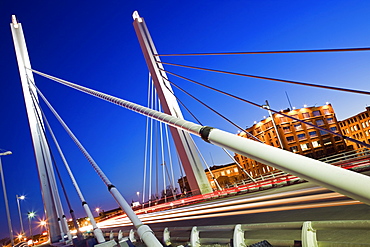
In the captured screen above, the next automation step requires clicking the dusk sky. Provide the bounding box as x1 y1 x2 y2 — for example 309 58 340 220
1 0 369 239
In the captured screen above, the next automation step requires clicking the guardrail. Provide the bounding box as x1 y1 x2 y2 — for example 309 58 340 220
101 220 370 247
318 147 370 164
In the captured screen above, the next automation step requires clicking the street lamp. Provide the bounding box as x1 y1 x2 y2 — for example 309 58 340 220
16 195 25 235
95 207 100 216
39 220 46 227
28 211 36 246
0 150 14 246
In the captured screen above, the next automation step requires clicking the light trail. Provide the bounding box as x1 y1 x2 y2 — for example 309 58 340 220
136 192 343 220
133 200 361 226
137 186 328 216
98 189 361 228
98 186 326 224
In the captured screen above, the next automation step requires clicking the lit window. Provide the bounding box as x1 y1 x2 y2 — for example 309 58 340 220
265 121 273 128
316 119 324 126
286 136 295 142
312 110 321 116
297 133 306 140
309 131 318 138
226 170 231 174
320 130 329 135
327 118 334 124
290 146 299 153
323 138 332 145
294 124 303 131
221 171 225 176
234 168 238 173
302 112 310 118
280 117 288 123
304 121 314 128
323 109 330 115
354 125 358 131
312 141 321 148
300 143 310 151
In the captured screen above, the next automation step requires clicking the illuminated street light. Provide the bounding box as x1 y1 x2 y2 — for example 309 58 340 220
16 195 25 235
39 219 47 238
95 207 100 216
28 211 36 246
0 150 14 246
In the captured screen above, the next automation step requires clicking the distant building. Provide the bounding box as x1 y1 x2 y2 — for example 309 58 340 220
178 163 242 193
205 163 241 190
234 104 348 178
339 106 370 150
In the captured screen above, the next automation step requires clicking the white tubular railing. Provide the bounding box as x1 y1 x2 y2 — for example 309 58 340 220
107 220 370 246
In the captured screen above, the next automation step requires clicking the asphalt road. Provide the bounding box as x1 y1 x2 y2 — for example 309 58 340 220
100 181 370 245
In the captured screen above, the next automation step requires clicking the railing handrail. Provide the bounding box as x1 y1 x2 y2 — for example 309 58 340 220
102 220 370 246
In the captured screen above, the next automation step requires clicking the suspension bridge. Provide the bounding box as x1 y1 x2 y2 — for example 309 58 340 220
5 11 370 247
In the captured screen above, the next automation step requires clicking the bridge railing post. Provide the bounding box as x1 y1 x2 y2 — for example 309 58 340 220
190 226 200 247
233 224 246 247
301 221 318 247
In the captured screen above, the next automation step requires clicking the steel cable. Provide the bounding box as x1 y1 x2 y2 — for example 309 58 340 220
155 47 370 56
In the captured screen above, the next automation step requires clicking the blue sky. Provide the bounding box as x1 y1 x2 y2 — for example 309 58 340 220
1 0 370 239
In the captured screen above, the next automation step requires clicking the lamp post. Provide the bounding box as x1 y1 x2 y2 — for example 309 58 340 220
95 207 100 216
0 150 14 246
136 191 140 203
27 211 35 246
39 219 47 234
16 195 25 235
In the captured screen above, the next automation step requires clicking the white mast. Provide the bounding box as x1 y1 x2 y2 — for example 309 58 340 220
132 11 212 195
10 15 66 243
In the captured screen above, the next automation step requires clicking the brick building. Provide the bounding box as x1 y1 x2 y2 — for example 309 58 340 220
234 104 348 178
338 106 370 150
178 163 242 193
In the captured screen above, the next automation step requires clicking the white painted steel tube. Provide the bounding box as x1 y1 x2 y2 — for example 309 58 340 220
206 128 370 205
109 187 162 246
31 68 370 205
83 204 105 243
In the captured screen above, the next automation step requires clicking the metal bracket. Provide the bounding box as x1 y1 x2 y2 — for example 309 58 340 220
233 224 246 247
129 229 136 243
302 221 318 247
190 226 200 247
163 227 171 246
117 230 123 242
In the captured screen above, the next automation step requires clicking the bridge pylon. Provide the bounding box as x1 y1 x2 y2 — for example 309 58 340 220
133 11 212 195
10 16 69 243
